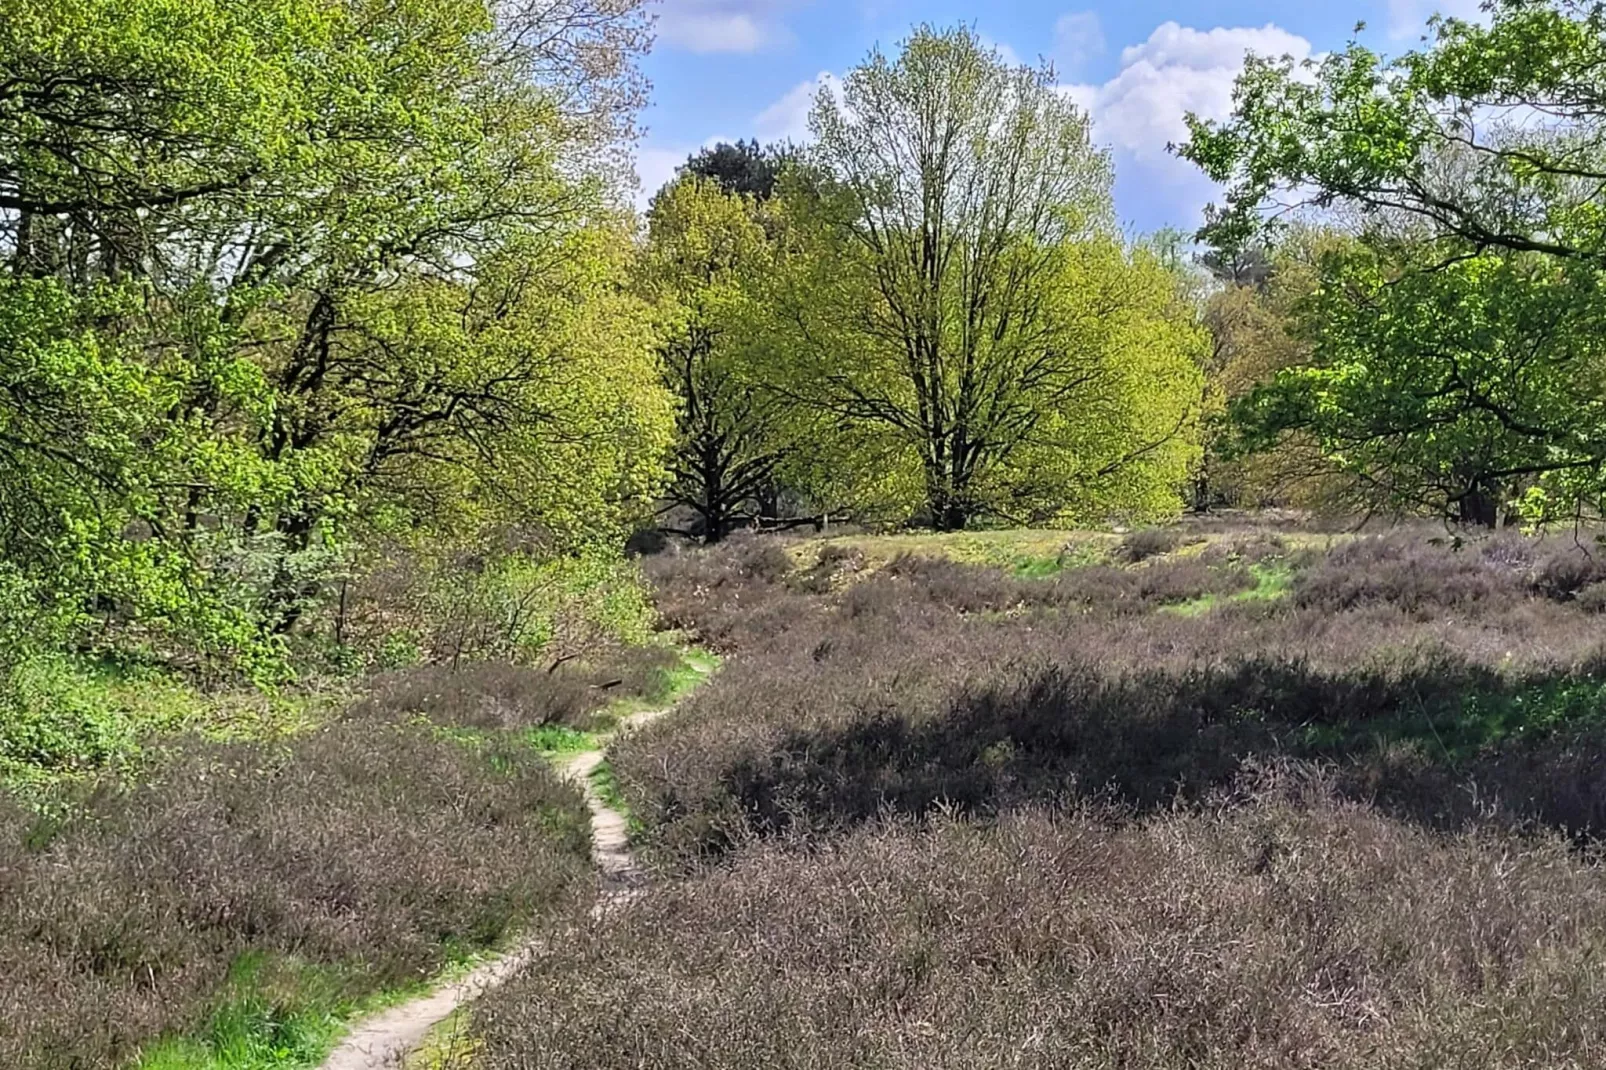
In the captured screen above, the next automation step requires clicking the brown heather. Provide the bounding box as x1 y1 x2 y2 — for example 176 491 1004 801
619 533 1606 865
468 777 1606 1069
0 714 592 1068
349 646 681 732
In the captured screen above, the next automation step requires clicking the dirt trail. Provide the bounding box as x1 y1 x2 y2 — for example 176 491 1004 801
318 707 669 1070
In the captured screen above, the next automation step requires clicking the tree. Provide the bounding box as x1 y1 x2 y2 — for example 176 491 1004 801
1179 0 1606 523
678 140 791 201
1234 242 1606 526
1181 0 1606 264
639 177 793 542
0 0 666 666
1192 235 1343 511
769 26 1204 529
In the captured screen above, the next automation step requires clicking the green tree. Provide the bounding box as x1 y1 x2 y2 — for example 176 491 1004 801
677 140 792 202
1180 0 1606 523
639 177 794 542
770 26 1204 529
0 0 663 667
1234 243 1606 525
1181 0 1606 264
1193 235 1340 511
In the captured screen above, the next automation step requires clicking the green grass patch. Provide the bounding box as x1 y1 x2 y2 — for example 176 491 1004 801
1297 675 1606 763
134 952 440 1070
1166 563 1296 617
656 647 720 700
605 645 720 723
524 723 601 755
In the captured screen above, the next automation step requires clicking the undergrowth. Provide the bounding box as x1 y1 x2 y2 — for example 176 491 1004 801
0 683 596 1068
624 529 1606 863
465 776 1606 1069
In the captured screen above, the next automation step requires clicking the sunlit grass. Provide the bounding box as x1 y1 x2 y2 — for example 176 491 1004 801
1165 563 1296 617
790 529 1119 576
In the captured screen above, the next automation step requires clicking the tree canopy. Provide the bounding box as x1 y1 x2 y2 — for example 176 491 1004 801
1181 0 1606 524
678 140 792 201
639 176 792 541
0 0 667 672
763 26 1204 529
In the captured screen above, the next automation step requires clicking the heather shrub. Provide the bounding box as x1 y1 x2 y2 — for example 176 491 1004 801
466 786 1606 1070
1132 557 1255 604
1577 582 1606 614
865 554 1254 616
1530 544 1606 601
621 530 1606 864
644 537 813 651
1292 535 1518 615
350 647 683 732
1113 526 1182 562
336 536 655 671
792 544 868 594
0 720 591 1068
1197 530 1290 566
352 661 605 730
872 554 1056 613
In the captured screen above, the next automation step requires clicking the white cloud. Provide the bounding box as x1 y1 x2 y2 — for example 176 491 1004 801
1052 11 1106 78
1055 82 1098 117
1095 23 1311 161
632 135 739 211
1387 0 1484 41
1062 22 1314 227
634 146 693 210
657 0 796 54
754 71 840 143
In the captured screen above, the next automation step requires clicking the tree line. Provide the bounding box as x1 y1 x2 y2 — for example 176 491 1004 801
646 29 1205 540
5 1 1606 696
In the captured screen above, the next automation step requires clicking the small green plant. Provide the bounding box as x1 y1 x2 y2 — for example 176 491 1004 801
526 723 599 755
137 954 353 1069
1165 563 1294 617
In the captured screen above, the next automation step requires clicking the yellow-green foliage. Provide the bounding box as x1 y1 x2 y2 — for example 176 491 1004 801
761 28 1205 528
790 529 1119 575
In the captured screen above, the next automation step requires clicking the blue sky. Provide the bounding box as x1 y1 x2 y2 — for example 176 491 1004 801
634 0 1481 231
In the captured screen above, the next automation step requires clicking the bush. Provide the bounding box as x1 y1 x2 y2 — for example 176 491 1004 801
349 645 681 733
1292 535 1518 615
465 786 1606 1069
1577 582 1606 614
351 661 607 731
1530 545 1606 601
617 530 1606 865
336 536 656 671
1113 526 1182 563
791 544 867 594
0 655 134 774
644 537 811 652
1197 531 1289 566
0 719 591 1068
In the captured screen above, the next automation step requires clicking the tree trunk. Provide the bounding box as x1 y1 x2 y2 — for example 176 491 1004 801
1457 484 1499 528
930 495 970 532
